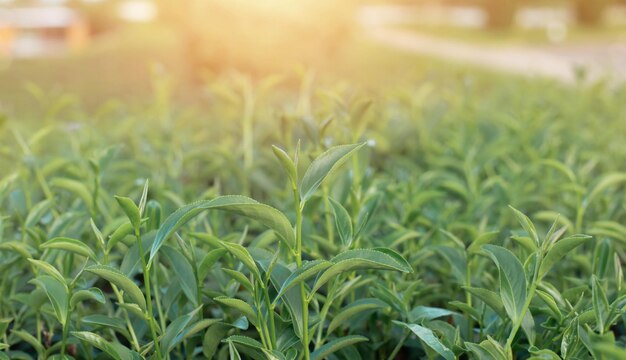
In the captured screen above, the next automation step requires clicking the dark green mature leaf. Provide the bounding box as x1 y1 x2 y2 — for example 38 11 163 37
329 197 353 247
71 331 139 360
151 195 295 265
40 237 96 260
161 245 198 306
463 287 507 319
310 335 368 360
85 265 146 311
328 298 386 333
482 245 527 323
300 143 366 202
29 275 69 325
161 306 202 353
393 321 454 360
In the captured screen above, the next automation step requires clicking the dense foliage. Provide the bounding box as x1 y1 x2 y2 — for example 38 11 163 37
1 72 626 359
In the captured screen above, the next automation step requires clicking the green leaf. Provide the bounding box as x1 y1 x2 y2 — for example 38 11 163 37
214 296 258 327
107 221 135 252
85 265 146 311
329 197 353 247
199 248 228 280
299 143 366 203
223 335 264 350
11 329 45 356
71 331 139 360
218 241 262 282
409 306 457 324
328 299 385 333
80 315 128 334
463 287 507 319
272 145 297 187
51 177 93 211
114 196 141 231
24 199 54 228
393 321 454 360
40 237 96 260
28 259 66 285
540 234 592 280
482 244 527 323
592 275 609 332
161 245 198 307
203 323 230 358
310 335 368 360
138 179 149 216
151 195 295 265
29 275 69 325
161 306 202 353
223 268 253 293
274 260 332 304
70 288 106 309
509 206 539 246
311 248 412 294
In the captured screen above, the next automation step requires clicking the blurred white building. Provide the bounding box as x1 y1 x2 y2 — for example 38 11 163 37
0 5 89 57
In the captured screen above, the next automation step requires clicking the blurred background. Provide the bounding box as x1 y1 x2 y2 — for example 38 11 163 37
0 0 623 113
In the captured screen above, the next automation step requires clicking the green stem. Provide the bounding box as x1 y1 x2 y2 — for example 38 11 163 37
387 330 410 360
263 286 277 349
136 229 162 359
505 253 542 349
294 188 310 360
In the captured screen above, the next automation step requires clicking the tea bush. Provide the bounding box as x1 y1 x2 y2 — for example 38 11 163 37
1 72 626 359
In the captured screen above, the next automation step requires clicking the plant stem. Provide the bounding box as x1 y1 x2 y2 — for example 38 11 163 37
294 188 310 360
263 285 277 349
505 253 542 349
387 330 410 360
136 229 162 359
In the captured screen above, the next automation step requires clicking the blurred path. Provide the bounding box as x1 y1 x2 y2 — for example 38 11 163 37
358 5 626 84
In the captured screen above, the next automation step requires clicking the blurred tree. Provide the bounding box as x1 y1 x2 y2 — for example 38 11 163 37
156 0 357 76
480 0 518 29
573 0 609 26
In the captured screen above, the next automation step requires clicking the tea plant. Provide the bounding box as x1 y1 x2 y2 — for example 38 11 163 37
1 71 626 359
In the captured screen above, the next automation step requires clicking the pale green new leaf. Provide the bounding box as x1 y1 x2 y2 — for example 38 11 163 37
540 234 592 280
40 237 96 260
86 265 146 311
70 288 106 309
29 275 69 325
151 195 295 265
214 296 258 327
28 259 66 285
300 143 366 202
329 197 353 247
71 331 139 360
114 196 141 231
311 248 412 294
